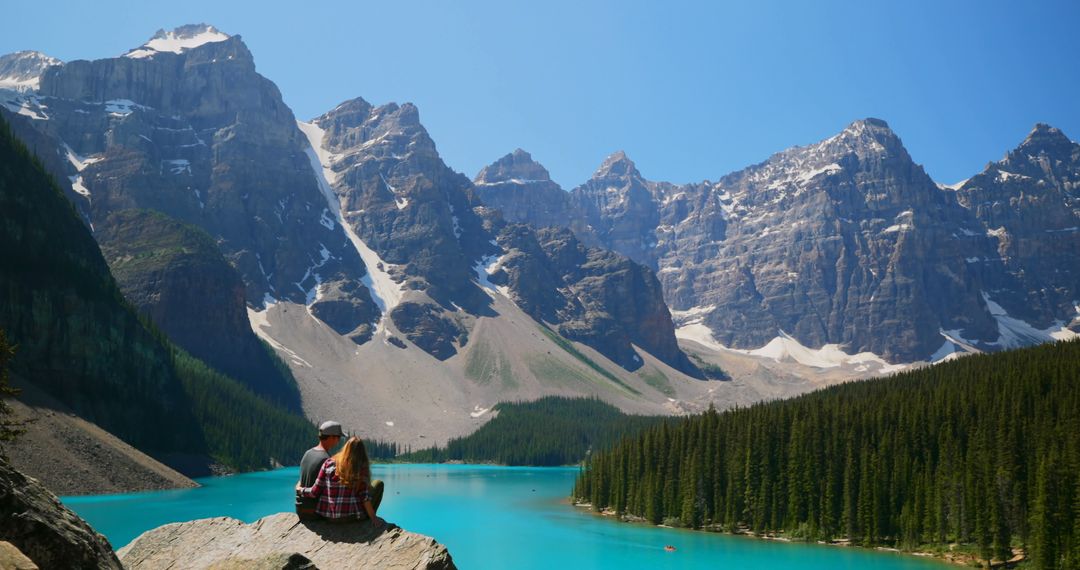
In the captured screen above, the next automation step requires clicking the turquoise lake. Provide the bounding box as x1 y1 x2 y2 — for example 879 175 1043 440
63 464 947 569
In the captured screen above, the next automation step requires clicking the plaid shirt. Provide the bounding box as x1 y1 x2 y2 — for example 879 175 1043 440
301 458 372 519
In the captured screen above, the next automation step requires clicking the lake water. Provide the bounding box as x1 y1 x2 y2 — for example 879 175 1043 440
63 464 947 569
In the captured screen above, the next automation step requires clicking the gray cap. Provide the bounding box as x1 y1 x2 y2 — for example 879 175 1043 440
318 421 344 437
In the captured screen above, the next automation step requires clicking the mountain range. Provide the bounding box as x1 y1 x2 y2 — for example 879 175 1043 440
477 122 1080 364
1 24 1077 452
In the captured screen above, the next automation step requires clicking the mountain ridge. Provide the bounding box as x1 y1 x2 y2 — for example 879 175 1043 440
479 117 1080 364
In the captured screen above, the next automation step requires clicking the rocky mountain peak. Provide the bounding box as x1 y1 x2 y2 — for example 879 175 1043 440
0 50 62 91
313 96 374 132
474 148 552 184
124 23 232 59
396 102 422 126
593 150 641 180
334 96 374 117
832 117 901 150
1014 123 1074 157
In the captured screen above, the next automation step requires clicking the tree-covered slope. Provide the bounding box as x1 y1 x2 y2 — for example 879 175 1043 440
573 339 1080 568
97 209 302 411
0 114 311 472
403 396 664 466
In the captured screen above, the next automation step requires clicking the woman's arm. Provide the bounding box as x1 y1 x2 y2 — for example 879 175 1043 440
301 460 330 498
359 480 383 527
363 499 379 523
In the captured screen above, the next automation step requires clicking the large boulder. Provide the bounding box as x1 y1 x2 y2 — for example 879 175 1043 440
118 513 456 570
0 456 122 570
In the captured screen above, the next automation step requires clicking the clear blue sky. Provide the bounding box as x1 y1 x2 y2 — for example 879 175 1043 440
4 0 1078 188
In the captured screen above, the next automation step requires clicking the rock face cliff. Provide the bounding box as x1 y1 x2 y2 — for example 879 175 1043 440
96 209 302 409
479 120 1080 363
953 124 1080 337
118 513 456 570
17 25 379 342
303 97 496 358
0 456 123 570
657 119 998 362
492 225 698 373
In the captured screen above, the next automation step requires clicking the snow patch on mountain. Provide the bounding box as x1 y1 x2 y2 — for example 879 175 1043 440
0 51 61 92
297 119 405 316
929 339 967 363
104 99 145 117
124 25 230 59
982 292 1079 348
379 172 409 209
676 325 906 373
474 246 511 299
1 93 48 120
62 144 103 200
669 305 715 326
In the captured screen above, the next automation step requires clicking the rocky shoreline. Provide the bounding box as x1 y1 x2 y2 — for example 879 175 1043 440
572 501 1025 568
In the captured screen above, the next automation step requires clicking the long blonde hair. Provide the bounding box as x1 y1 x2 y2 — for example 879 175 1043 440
332 436 371 491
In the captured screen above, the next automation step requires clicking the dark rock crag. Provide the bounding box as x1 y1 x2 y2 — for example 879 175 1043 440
493 225 699 374
0 456 122 570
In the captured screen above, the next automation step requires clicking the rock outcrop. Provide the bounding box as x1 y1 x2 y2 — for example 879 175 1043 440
118 513 456 570
493 225 700 374
0 456 122 570
569 151 670 270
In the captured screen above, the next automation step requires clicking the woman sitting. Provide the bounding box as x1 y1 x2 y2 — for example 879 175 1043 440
297 436 385 527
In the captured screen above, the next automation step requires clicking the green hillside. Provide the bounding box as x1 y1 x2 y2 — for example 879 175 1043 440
98 208 302 411
403 396 664 465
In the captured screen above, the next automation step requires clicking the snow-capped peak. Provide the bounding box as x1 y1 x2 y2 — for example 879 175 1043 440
124 24 231 59
0 51 62 92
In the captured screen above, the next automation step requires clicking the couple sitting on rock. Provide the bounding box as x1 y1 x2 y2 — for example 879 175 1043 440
295 421 385 529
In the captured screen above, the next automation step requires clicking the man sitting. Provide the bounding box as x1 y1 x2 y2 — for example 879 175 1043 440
295 420 343 520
